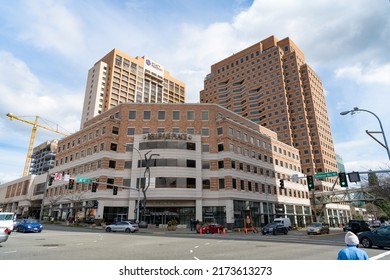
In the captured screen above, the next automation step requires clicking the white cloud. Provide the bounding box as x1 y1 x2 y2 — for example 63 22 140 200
335 63 390 85
17 0 86 58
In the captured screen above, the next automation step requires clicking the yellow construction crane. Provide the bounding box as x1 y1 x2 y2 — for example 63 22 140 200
6 113 70 177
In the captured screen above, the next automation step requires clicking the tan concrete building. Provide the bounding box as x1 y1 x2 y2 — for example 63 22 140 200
80 49 186 128
200 35 338 186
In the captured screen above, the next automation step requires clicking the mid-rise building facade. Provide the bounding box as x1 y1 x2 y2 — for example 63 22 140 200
29 140 58 175
200 35 338 185
80 49 186 128
0 104 353 228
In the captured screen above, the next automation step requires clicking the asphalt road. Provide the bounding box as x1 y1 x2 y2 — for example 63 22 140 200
1 224 389 260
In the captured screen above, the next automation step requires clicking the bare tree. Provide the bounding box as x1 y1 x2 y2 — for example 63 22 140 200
360 169 390 219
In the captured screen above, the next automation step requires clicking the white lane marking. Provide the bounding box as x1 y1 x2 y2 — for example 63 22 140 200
193 256 199 260
3 251 17 254
370 250 390 260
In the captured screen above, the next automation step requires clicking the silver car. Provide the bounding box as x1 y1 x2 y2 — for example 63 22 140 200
105 221 139 233
0 226 10 244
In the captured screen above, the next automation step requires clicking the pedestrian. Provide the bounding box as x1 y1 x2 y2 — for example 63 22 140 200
190 218 194 231
337 231 369 260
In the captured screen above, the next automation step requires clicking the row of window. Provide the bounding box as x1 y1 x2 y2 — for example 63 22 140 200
128 110 209 121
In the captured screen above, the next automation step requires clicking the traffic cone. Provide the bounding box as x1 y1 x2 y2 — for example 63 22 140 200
223 228 226 235
199 228 203 235
238 228 241 233
245 228 248 234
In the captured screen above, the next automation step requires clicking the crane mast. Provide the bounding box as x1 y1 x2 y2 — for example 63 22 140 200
6 113 70 177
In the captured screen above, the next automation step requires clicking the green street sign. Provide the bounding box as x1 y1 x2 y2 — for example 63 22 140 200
77 178 93 183
314 172 338 179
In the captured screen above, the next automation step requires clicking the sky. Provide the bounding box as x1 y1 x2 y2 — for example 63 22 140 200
0 0 389 184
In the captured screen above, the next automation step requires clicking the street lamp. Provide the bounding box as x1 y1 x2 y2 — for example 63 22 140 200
340 107 390 161
124 144 142 224
124 144 160 224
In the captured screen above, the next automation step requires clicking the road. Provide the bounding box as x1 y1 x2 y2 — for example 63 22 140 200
1 224 389 260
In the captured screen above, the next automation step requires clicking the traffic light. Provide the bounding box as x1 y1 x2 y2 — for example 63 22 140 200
68 179 75 190
92 182 98 192
338 172 348 187
113 186 118 195
307 175 314 190
279 179 284 189
48 175 54 186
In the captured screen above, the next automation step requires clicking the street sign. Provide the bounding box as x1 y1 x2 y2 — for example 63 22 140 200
314 171 338 179
77 178 93 183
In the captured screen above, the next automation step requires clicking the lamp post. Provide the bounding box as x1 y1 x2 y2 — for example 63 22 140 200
340 107 390 161
124 144 160 224
124 144 142 224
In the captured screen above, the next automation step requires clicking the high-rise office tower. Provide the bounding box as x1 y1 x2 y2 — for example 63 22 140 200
200 35 337 181
81 48 185 128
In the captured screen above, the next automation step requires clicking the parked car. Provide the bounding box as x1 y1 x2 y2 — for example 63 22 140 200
358 225 390 249
197 223 224 234
261 223 288 235
105 221 139 233
0 226 10 244
16 219 43 233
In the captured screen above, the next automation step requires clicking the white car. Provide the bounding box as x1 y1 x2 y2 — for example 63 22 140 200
306 222 330 235
105 221 139 233
0 226 10 244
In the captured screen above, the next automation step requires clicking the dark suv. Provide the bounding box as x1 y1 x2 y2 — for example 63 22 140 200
344 220 370 234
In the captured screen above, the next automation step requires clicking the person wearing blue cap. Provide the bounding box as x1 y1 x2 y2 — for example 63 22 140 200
337 231 369 260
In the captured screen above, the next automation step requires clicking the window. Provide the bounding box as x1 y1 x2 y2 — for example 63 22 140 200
219 178 225 189
202 144 210 152
124 161 132 169
217 127 223 135
143 111 151 120
232 178 237 189
128 110 136 120
201 128 209 136
201 111 209 120
218 160 224 169
127 127 135 135
107 178 114 189
158 111 165 120
187 111 195 120
112 126 119 135
109 160 116 168
110 143 118 151
229 143 234 152
217 143 224 152
202 161 210 169
187 127 195 134
172 111 180 120
202 179 210 189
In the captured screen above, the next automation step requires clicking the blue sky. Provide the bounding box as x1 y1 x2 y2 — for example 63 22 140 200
0 0 389 184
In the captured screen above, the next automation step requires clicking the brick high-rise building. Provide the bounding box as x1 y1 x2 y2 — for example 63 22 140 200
200 35 337 182
81 49 185 128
